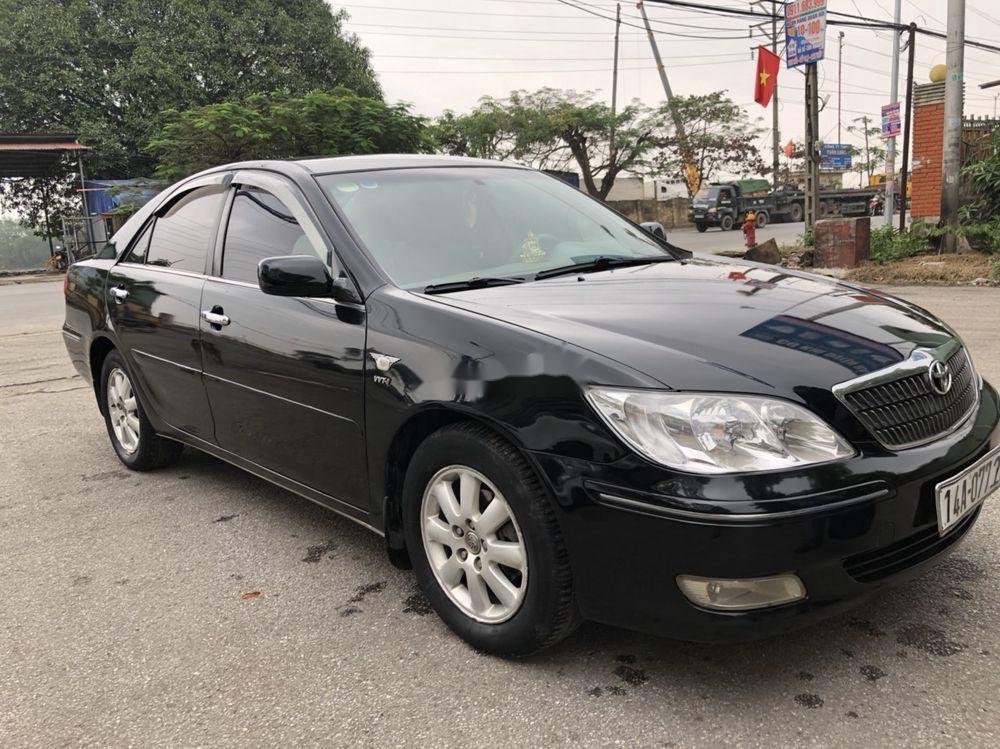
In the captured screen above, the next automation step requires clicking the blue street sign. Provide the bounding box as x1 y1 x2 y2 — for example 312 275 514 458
820 143 852 170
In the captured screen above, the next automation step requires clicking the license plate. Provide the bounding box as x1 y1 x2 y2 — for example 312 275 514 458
935 445 1000 535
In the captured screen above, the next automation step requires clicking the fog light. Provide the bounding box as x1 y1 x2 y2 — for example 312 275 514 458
676 573 806 611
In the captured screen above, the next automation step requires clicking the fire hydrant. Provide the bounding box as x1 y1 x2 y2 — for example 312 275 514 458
741 211 757 249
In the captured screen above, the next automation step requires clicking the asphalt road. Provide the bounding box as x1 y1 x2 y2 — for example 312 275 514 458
668 221 807 254
2 280 999 747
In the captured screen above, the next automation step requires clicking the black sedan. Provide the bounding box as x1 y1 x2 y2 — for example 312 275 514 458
63 155 999 655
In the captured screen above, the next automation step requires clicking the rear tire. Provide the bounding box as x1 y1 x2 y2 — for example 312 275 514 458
100 350 183 471
755 212 768 229
789 203 803 222
403 422 580 656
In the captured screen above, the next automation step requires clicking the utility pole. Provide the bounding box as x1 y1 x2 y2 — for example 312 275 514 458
609 3 621 166
884 0 902 227
941 0 965 251
899 23 917 232
804 62 821 229
837 31 845 146
637 0 697 195
750 1 781 190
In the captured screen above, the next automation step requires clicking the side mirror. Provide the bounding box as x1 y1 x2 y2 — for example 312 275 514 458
640 221 667 240
258 255 333 297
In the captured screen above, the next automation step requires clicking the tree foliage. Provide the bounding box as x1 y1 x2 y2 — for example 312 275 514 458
0 0 380 232
846 116 886 187
435 89 661 200
148 90 434 179
435 89 764 200
0 218 54 270
0 176 79 240
961 130 1000 221
652 92 766 197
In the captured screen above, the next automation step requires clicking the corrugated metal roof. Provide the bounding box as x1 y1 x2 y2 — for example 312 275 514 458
0 141 89 151
0 133 89 177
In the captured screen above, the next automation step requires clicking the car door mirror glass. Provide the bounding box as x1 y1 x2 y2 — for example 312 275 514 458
258 255 333 297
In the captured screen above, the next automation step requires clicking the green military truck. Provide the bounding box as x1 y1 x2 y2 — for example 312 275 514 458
688 182 879 232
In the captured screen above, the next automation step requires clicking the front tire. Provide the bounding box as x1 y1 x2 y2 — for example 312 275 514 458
695 222 707 233
403 423 580 656
720 214 735 231
100 350 183 471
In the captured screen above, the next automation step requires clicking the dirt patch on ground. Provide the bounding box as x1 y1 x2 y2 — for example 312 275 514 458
845 252 998 285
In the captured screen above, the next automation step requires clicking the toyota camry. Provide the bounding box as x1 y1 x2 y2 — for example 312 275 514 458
63 155 999 655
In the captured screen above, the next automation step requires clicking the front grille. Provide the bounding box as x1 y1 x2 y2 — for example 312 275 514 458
842 347 977 448
844 508 980 583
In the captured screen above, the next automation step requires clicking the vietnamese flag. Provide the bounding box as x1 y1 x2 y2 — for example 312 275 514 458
754 45 780 107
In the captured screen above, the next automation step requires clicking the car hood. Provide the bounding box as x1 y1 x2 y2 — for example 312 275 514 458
430 256 955 397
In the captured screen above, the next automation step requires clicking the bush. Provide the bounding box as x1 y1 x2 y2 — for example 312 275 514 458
960 220 1000 253
869 225 928 263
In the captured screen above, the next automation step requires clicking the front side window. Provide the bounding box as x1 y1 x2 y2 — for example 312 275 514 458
121 221 153 264
318 167 666 290
145 186 225 272
221 186 323 284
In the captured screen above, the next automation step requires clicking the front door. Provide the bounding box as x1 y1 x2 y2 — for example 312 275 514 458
106 180 226 440
199 172 368 509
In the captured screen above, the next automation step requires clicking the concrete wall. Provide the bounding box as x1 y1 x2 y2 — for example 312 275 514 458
606 197 693 230
605 177 654 201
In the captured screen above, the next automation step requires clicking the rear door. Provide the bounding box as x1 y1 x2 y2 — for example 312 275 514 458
199 170 368 510
106 177 227 440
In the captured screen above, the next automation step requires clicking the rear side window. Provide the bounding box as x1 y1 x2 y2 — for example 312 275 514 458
146 186 225 272
221 186 323 284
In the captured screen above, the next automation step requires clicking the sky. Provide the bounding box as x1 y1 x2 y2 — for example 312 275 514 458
335 0 1000 183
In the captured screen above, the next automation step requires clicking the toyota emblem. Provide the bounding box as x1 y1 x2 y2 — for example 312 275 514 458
928 360 953 396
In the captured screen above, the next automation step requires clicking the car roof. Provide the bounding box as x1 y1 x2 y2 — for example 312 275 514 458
293 153 524 174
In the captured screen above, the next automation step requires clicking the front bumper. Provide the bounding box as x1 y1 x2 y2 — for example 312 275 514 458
689 212 719 226
529 380 1000 642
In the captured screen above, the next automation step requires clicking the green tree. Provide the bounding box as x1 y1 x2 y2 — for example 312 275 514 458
651 92 767 197
431 103 521 162
0 0 379 231
148 90 434 180
435 89 661 199
847 116 886 187
0 218 54 270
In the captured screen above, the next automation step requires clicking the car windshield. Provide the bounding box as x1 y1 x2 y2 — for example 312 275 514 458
694 186 720 201
317 167 668 290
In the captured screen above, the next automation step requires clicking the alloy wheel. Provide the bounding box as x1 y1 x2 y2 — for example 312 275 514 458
420 465 528 623
107 367 140 454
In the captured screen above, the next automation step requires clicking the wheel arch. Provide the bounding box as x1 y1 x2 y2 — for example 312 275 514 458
89 335 117 408
380 406 548 567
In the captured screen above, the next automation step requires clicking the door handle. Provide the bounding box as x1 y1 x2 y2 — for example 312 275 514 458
201 309 231 327
109 286 128 304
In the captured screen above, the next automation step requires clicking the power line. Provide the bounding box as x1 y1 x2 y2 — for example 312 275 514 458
639 0 1000 54
374 52 749 62
552 1 755 39
378 60 751 74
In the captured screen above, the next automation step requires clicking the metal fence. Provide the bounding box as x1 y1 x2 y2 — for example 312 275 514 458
60 215 109 264
962 116 999 166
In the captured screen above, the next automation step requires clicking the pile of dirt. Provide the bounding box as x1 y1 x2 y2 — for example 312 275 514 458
844 252 998 286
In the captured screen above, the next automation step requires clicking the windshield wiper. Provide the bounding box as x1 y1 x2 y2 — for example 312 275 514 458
533 254 677 281
422 276 526 295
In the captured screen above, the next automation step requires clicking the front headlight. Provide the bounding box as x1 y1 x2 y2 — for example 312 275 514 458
586 388 855 474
